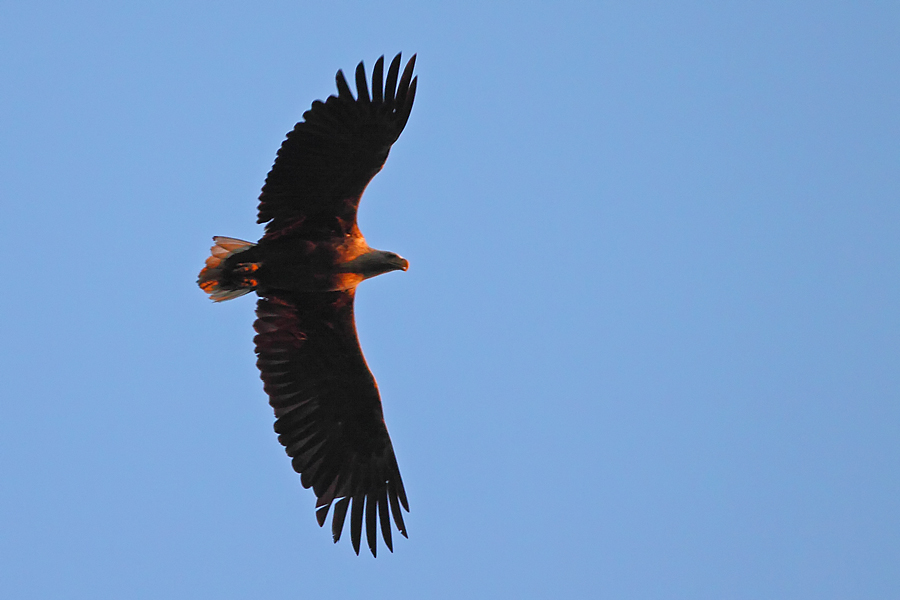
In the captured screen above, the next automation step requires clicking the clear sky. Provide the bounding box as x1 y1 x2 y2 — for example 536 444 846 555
1 1 898 598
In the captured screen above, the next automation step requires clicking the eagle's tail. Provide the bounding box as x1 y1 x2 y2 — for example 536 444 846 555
198 236 259 302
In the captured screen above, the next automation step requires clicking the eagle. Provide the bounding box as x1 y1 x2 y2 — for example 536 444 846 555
198 54 417 557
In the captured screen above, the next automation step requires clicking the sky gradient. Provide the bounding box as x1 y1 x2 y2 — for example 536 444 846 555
2 1 898 598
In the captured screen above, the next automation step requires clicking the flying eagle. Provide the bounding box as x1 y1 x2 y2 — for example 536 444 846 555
198 54 417 557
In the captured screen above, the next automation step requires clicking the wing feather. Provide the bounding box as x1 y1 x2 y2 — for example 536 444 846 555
372 56 384 104
335 69 354 101
331 496 351 542
365 491 379 557
378 487 393 551
395 54 417 107
350 490 365 555
385 54 401 104
355 62 370 105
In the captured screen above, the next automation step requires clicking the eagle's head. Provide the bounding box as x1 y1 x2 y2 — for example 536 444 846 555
343 249 409 279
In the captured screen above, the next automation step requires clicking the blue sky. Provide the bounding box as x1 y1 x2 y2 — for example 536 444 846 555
1 1 898 598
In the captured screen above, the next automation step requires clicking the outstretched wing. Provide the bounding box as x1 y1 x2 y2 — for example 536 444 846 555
258 54 418 237
254 291 409 556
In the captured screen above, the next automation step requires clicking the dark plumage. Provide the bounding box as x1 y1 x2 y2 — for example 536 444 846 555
198 54 417 556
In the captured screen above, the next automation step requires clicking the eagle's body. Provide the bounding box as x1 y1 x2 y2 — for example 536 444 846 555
198 54 417 557
207 224 407 295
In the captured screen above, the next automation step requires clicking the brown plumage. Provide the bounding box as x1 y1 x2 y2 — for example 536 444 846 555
198 54 417 556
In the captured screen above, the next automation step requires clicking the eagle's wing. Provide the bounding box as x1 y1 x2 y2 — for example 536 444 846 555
254 291 408 556
257 54 418 237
